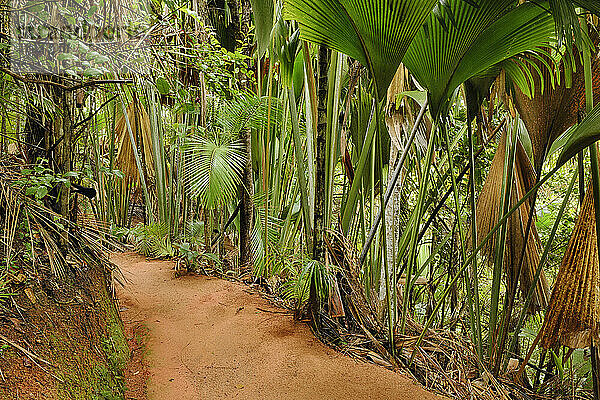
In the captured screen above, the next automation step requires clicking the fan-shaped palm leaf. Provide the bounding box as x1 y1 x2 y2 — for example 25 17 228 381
208 94 282 138
184 137 246 210
283 0 439 98
475 128 550 310
403 0 555 118
539 180 599 349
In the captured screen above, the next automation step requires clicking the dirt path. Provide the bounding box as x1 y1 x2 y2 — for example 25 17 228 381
113 252 442 400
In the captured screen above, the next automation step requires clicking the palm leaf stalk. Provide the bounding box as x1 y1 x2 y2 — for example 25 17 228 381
489 119 519 364
288 83 313 250
399 121 437 338
359 98 428 264
410 158 566 365
324 51 344 229
441 122 480 357
510 167 577 376
467 113 483 361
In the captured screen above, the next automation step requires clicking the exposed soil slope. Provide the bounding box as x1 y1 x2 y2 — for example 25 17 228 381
113 252 442 400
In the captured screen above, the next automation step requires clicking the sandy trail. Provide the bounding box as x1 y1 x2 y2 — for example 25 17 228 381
113 252 441 400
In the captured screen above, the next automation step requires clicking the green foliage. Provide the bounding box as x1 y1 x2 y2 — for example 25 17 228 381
156 77 171 95
249 0 274 58
280 259 336 309
183 94 280 210
284 0 438 97
403 0 555 117
121 223 174 258
184 137 245 209
18 163 80 202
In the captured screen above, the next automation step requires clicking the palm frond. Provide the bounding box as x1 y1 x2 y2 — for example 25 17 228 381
184 137 246 209
284 0 438 97
403 0 555 118
539 180 599 349
475 127 549 310
114 101 155 185
573 0 600 17
550 0 582 48
557 99 600 168
249 0 274 58
207 94 282 138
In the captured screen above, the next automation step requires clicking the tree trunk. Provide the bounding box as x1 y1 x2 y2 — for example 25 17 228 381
54 88 75 246
239 128 254 270
310 45 329 320
238 0 254 270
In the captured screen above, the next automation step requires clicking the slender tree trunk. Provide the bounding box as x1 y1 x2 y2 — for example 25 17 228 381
53 88 74 246
239 128 254 269
310 45 329 320
238 0 254 270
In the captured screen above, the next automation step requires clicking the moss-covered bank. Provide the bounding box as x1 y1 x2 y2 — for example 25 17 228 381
0 255 129 400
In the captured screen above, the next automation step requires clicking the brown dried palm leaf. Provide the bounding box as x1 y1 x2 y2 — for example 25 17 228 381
114 101 155 187
539 181 599 349
475 129 549 310
514 41 600 170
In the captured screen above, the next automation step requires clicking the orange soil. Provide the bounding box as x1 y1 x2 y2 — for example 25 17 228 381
113 252 442 400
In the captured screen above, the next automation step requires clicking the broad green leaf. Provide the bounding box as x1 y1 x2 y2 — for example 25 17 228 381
83 67 102 77
87 5 98 18
156 77 171 95
403 0 555 118
95 55 109 64
35 186 48 199
57 53 78 62
284 0 438 98
292 48 305 101
249 0 274 59
556 102 600 168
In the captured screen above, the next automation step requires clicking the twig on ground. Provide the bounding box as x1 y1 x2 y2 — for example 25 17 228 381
0 333 55 367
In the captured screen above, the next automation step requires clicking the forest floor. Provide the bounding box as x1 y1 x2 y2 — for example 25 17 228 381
112 252 443 400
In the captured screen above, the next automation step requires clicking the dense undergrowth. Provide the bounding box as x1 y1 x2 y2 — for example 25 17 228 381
3 0 600 399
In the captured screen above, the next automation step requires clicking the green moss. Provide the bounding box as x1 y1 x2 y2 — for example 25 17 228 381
48 278 129 400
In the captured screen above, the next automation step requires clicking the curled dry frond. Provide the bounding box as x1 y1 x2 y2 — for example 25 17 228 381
539 181 599 349
114 101 155 187
475 129 549 310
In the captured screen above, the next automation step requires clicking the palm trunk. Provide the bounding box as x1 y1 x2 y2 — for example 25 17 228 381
239 128 254 269
53 87 75 246
310 45 329 320
238 0 254 270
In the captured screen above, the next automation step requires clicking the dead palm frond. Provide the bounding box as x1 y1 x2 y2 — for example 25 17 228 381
476 129 549 310
0 161 124 284
513 35 600 171
539 181 599 349
114 101 155 187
